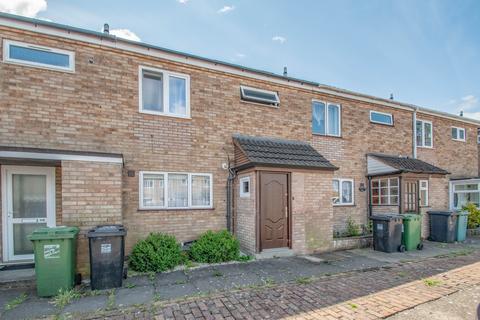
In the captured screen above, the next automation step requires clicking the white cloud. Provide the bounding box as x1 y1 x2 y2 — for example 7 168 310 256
177 0 189 3
458 95 478 111
217 5 235 13
0 0 47 18
272 36 287 44
110 29 141 42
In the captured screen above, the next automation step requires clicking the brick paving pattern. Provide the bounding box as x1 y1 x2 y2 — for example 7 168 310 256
82 252 480 319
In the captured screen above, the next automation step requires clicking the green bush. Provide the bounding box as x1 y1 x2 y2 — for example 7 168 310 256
462 203 480 229
189 230 240 263
129 233 182 273
345 216 361 237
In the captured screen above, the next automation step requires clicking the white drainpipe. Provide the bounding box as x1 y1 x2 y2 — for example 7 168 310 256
413 107 418 158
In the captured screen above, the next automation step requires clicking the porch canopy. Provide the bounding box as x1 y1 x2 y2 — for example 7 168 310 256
367 153 449 176
232 134 337 171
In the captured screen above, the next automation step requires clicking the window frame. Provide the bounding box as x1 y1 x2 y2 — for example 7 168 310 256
239 176 251 198
451 182 480 210
139 171 212 210
371 177 399 206
416 119 433 148
312 99 342 137
419 180 429 207
369 110 393 126
3 39 75 72
451 126 466 142
240 85 280 107
332 178 354 206
138 65 191 119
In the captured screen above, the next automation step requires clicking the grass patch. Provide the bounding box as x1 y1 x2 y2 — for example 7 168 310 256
237 255 252 262
295 276 313 285
51 288 81 308
423 278 442 287
5 293 28 310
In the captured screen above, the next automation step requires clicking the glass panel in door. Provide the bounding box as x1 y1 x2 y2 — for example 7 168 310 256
11 174 48 257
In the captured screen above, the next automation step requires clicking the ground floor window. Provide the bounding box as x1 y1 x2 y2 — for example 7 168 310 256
420 180 428 207
333 178 354 205
139 171 212 209
371 177 399 205
453 182 480 209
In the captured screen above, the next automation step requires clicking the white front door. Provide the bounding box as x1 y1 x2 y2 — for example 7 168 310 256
2 166 56 262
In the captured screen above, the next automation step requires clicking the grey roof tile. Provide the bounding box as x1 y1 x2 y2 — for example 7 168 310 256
368 153 449 175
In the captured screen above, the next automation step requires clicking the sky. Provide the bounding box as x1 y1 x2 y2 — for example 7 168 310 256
1 0 479 119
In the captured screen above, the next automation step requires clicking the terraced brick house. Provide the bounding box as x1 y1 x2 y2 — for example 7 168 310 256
0 13 479 274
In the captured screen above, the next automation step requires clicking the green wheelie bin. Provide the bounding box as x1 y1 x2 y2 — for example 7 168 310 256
28 226 79 297
402 214 423 251
455 211 469 242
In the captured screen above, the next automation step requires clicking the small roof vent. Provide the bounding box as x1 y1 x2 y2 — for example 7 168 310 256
103 23 109 34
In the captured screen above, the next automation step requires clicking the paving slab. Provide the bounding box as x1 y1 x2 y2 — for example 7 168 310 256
62 294 108 315
155 282 201 300
2 296 55 320
0 288 35 314
116 286 155 307
154 270 188 287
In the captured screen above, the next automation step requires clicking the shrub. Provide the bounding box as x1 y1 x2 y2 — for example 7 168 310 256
345 216 361 237
129 233 182 273
462 203 480 229
189 230 240 263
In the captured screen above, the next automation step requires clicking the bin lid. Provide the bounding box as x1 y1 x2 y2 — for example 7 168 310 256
87 225 126 237
427 211 454 216
27 226 80 241
370 214 403 221
401 214 421 221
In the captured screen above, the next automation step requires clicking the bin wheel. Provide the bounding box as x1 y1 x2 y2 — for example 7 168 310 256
123 267 128 279
399 245 406 252
417 243 424 250
75 273 82 285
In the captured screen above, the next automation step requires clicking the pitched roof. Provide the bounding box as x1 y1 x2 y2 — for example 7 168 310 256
368 153 449 175
233 134 337 171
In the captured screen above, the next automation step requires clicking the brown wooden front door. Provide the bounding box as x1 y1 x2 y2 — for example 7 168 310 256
404 180 419 213
259 172 289 250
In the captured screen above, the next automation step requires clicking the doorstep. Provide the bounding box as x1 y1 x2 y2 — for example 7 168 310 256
255 248 295 259
0 264 36 289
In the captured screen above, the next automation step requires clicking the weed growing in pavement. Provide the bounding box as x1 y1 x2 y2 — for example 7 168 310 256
212 270 223 277
423 278 442 287
51 288 81 308
5 293 28 310
124 283 136 289
263 277 276 286
348 303 358 309
397 272 407 278
295 276 313 285
106 290 116 310
148 272 156 281
175 279 188 285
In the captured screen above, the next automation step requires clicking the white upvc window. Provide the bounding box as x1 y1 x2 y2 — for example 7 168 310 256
416 119 433 148
312 100 341 137
452 126 466 142
3 39 75 72
240 86 280 106
332 178 354 205
239 176 250 198
139 66 190 118
370 110 393 126
419 180 429 207
139 171 212 209
371 178 399 205
452 182 480 210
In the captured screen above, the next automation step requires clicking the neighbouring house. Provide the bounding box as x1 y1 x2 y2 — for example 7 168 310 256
0 13 479 274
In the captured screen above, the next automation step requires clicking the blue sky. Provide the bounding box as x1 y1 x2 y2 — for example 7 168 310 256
2 0 480 118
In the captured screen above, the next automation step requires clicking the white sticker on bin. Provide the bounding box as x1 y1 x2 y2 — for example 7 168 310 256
44 244 60 259
101 243 112 254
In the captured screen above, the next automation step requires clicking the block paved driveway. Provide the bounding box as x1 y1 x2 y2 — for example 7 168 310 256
82 249 480 320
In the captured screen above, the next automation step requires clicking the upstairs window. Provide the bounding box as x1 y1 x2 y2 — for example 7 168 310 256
332 179 354 205
3 40 75 72
452 127 466 141
312 100 341 136
416 119 433 148
139 66 190 118
240 86 279 106
370 111 393 126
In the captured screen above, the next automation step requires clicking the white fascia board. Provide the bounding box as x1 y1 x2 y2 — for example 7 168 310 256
0 151 123 164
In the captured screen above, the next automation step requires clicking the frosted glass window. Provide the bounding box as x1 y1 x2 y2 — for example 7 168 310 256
192 175 211 206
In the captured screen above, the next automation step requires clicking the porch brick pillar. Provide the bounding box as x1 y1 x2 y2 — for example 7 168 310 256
61 160 123 275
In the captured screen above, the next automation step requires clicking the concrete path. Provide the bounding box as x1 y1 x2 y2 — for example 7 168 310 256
1 239 480 319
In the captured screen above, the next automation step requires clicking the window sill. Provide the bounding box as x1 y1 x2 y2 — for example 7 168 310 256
333 204 355 207
417 145 433 149
452 139 466 142
240 99 279 109
3 59 75 73
139 110 192 120
312 133 342 139
138 207 215 212
370 121 394 127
